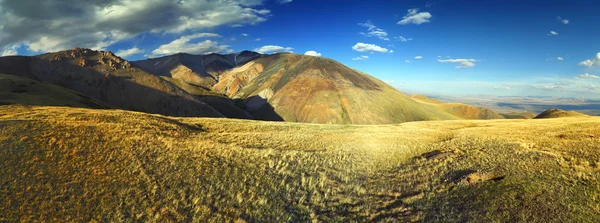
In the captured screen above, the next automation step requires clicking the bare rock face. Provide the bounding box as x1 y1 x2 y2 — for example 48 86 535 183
214 61 265 97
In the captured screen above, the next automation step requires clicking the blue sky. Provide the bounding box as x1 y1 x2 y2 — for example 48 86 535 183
1 0 600 98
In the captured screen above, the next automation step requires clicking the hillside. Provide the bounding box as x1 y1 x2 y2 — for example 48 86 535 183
220 53 457 124
534 108 589 119
1 105 599 222
412 94 504 120
132 51 261 89
0 74 109 108
410 94 444 104
0 49 224 118
501 112 537 119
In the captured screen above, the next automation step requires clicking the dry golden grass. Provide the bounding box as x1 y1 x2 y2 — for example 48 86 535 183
1 105 599 222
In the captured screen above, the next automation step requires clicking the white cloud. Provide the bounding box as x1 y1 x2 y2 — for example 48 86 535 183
578 73 599 79
115 47 144 58
398 8 432 25
151 33 228 56
531 85 561 90
548 31 558 36
1 44 20 56
0 0 271 53
254 45 293 54
557 57 564 61
255 38 262 41
352 42 390 53
352 55 369 61
415 56 423 59
358 21 389 41
242 33 249 37
304 50 321 57
278 0 292 3
438 58 478 68
493 86 511 90
557 17 569 24
579 53 600 67
405 60 412 63
395 36 413 42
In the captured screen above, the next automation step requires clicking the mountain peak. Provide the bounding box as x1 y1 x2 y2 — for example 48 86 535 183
42 48 131 70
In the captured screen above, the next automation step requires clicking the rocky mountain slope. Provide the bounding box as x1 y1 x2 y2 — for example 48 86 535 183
132 51 261 89
0 48 495 124
0 49 224 117
222 53 457 124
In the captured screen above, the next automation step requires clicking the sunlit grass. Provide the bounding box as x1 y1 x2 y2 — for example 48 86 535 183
1 105 599 222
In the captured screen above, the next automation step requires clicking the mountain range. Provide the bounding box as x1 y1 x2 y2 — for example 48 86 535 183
0 48 561 124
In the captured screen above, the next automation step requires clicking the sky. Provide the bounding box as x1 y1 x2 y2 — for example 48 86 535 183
1 0 600 98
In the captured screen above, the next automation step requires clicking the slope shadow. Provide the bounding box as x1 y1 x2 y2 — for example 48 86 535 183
0 56 222 118
197 96 255 120
235 96 284 121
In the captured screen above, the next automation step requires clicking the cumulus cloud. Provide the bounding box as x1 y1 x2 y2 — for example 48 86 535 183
352 42 390 53
405 60 412 63
548 31 558 36
151 33 228 56
304 50 321 57
415 56 423 59
278 0 293 3
358 21 389 41
578 73 599 79
352 55 369 61
438 58 478 68
0 0 271 53
557 57 564 61
579 53 600 67
254 45 293 54
398 8 432 25
242 33 249 36
115 47 144 58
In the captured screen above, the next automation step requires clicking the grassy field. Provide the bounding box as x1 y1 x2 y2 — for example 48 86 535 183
1 105 599 222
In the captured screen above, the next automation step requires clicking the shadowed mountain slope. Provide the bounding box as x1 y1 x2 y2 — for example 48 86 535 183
221 53 456 124
0 73 109 108
411 94 504 120
534 108 588 119
132 51 261 89
0 49 224 117
501 112 537 119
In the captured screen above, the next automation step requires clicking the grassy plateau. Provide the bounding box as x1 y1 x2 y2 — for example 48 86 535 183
1 105 599 222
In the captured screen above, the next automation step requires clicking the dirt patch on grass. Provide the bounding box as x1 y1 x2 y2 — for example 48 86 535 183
456 170 505 186
420 150 453 160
